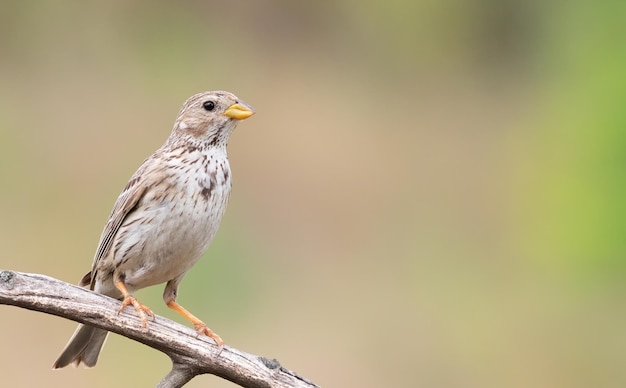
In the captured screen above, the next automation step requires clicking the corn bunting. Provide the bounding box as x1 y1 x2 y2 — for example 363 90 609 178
53 91 254 368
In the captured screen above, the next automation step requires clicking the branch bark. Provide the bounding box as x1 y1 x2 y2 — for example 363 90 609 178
0 270 319 388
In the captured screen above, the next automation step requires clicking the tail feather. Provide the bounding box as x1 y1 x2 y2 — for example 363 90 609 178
53 324 109 369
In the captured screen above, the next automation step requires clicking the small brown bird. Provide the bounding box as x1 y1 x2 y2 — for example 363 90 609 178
53 91 254 368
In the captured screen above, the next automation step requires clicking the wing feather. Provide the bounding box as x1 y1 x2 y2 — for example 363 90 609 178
88 171 148 288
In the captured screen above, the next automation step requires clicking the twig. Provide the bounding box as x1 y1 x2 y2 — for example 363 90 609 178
0 270 319 388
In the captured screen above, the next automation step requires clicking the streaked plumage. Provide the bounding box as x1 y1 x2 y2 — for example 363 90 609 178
53 91 254 368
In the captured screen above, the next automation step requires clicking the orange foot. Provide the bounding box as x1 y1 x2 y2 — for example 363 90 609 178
193 322 224 348
167 300 224 348
118 294 155 327
115 280 155 327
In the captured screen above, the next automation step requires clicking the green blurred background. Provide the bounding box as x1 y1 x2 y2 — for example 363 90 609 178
1 1 625 387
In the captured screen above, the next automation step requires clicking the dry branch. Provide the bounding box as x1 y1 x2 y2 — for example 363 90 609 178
0 270 318 388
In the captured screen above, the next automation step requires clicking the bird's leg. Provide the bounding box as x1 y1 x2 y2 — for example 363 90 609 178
164 280 224 348
115 280 155 327
166 301 224 347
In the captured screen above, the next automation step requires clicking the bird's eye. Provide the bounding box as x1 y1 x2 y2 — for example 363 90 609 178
203 101 216 111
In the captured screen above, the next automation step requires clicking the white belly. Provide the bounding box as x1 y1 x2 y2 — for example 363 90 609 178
110 151 231 292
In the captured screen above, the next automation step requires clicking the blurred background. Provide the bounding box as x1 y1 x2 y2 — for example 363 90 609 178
1 1 625 387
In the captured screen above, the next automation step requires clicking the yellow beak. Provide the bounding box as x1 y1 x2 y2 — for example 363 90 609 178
224 102 255 120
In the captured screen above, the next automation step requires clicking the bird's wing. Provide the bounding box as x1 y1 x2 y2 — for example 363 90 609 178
88 168 148 289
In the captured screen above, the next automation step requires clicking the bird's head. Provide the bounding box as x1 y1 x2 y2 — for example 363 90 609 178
172 90 254 147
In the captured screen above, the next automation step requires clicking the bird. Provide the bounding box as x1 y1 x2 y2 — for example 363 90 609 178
53 90 255 369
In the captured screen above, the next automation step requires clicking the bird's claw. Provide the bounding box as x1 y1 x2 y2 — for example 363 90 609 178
194 322 224 349
118 295 155 327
